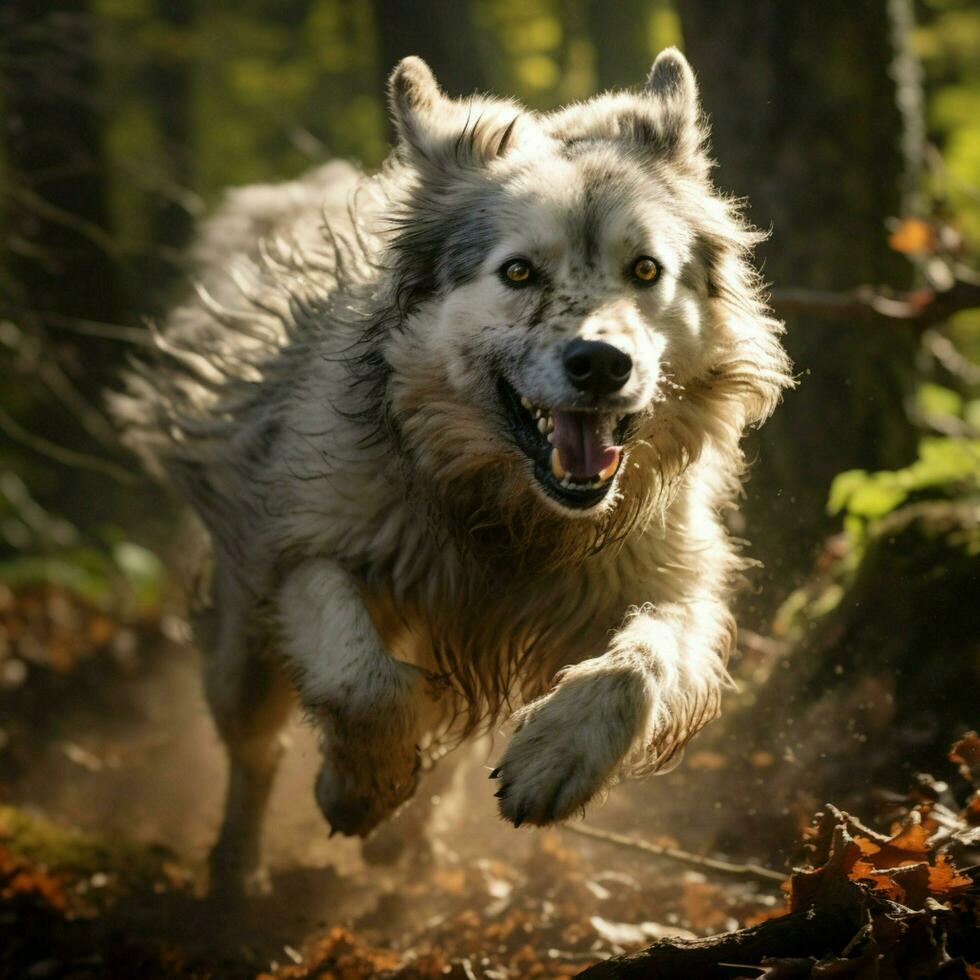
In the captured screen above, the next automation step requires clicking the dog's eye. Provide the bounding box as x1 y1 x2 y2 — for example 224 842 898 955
501 259 534 286
631 256 660 284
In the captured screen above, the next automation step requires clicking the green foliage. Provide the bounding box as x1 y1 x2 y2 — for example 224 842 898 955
776 439 980 641
0 804 174 887
916 381 964 419
474 0 592 107
0 541 164 615
0 470 164 613
915 0 980 246
828 436 980 528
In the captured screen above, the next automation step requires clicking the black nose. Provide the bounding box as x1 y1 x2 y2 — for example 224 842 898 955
563 340 633 397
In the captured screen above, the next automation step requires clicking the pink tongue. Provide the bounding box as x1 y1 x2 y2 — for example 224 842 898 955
552 410 621 480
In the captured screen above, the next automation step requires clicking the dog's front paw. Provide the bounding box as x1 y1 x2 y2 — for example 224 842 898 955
315 741 421 837
492 672 646 827
492 718 610 827
311 660 444 837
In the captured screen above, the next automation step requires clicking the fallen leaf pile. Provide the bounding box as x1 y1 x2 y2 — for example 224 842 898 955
0 572 976 979
258 831 773 979
583 740 980 979
0 581 145 683
0 839 71 914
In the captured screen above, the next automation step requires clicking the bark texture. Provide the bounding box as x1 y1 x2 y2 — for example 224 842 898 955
676 0 920 608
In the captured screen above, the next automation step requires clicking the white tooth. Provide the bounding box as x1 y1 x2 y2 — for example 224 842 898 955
547 432 555 444
597 458 619 482
521 396 531 410
550 447 567 480
537 417 547 433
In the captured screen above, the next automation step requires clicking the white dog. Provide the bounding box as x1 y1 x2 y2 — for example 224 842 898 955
112 48 792 896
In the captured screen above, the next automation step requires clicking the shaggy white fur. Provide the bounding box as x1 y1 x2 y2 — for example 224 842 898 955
111 48 792 896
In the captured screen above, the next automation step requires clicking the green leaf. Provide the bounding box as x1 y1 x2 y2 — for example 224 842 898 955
845 477 908 519
827 469 870 515
916 382 964 419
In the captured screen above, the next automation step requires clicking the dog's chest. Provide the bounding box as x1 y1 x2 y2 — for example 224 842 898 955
360 559 623 684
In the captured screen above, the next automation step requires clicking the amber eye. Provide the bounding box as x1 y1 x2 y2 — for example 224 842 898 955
502 259 533 285
632 256 660 283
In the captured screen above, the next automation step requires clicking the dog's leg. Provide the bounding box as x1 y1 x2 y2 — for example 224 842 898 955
493 598 732 827
202 578 294 900
360 749 462 866
278 559 441 838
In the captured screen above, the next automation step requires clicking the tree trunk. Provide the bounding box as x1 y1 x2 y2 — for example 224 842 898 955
720 499 980 851
0 0 132 535
0 0 121 382
675 0 920 612
585 0 653 91
146 0 196 271
372 0 487 112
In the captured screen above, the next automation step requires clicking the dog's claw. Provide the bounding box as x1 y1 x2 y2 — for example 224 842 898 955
494 786 509 799
488 767 502 780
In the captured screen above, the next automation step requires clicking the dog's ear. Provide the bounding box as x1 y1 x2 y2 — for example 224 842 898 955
631 47 707 166
388 56 528 168
388 56 446 157
643 47 700 129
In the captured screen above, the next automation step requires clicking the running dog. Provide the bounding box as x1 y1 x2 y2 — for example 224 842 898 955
112 48 792 896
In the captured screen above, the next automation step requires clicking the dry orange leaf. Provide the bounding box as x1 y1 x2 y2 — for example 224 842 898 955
950 731 980 783
927 853 972 898
888 216 936 254
853 823 930 869
849 858 906 903
965 791 980 826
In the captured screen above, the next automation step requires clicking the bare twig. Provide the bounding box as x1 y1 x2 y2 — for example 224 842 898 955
923 329 980 385
737 629 789 661
0 405 139 485
2 183 118 256
563 823 786 885
32 360 119 447
770 278 980 329
1 308 153 346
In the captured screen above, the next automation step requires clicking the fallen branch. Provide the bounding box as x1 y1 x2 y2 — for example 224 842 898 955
576 799 979 980
563 823 785 885
770 277 980 328
576 905 856 979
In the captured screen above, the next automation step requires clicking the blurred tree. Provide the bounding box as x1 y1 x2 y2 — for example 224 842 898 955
0 0 152 543
586 0 648 90
146 0 195 263
0 0 121 383
372 0 487 114
586 0 680 91
675 0 922 612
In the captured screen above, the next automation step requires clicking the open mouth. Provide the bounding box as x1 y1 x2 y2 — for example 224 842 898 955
497 377 630 510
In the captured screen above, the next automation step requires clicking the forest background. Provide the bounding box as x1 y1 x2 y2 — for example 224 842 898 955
0 2 978 977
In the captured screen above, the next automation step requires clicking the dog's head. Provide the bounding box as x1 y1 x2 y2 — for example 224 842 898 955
375 51 791 540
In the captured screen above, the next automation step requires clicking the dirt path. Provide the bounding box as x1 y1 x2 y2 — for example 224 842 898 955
0 610 780 978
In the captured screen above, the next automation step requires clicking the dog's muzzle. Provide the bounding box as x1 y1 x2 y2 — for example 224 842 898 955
497 377 632 511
